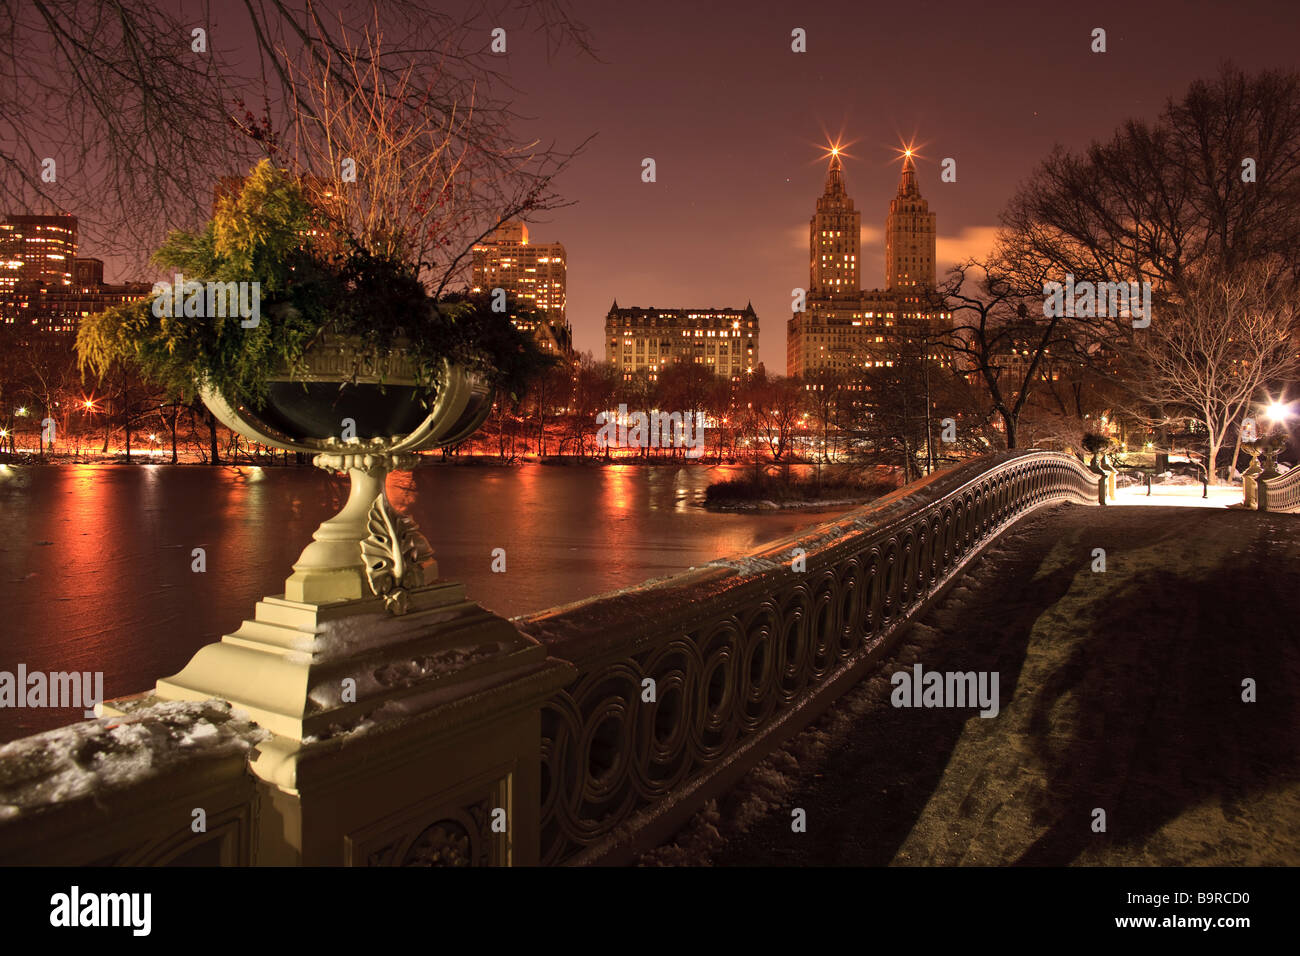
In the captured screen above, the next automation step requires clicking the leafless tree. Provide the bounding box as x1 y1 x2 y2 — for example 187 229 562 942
1000 65 1300 304
931 259 1117 449
802 368 850 463
741 371 804 463
278 9 590 291
1131 258 1298 480
0 1 594 273
564 352 616 457
655 361 718 458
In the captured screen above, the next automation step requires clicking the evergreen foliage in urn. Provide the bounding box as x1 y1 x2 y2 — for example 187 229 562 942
77 161 553 412
1082 433 1116 455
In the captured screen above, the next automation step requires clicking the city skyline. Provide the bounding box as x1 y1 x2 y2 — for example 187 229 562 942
29 0 1296 375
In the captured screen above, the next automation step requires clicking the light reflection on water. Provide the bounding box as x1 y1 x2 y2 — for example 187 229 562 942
0 462 841 741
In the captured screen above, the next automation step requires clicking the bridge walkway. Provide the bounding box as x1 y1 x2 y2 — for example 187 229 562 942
641 504 1300 866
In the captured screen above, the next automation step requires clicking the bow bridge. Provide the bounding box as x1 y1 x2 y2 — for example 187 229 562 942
1 451 1295 865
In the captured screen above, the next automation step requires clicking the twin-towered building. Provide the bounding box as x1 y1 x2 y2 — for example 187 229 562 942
787 150 948 377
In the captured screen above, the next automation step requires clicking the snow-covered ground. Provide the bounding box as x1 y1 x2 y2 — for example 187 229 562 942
1110 483 1243 508
639 502 1300 866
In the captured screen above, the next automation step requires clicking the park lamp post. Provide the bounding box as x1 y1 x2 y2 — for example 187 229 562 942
11 407 24 454
80 398 99 460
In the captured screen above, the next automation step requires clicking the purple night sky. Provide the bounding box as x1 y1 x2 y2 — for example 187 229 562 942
498 0 1299 371
91 0 1300 372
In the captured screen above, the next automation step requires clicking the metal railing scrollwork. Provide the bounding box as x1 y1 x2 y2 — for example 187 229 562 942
519 451 1103 865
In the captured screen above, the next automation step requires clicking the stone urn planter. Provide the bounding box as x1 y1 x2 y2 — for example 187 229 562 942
1083 433 1116 500
199 333 493 611
150 329 558 745
148 333 568 861
1257 434 1287 481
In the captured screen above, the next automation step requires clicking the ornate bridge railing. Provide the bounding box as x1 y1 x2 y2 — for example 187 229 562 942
1259 467 1300 513
519 450 1104 866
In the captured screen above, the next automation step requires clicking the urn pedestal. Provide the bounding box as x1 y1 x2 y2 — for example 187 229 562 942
1242 451 1263 509
141 342 573 864
1087 452 1110 502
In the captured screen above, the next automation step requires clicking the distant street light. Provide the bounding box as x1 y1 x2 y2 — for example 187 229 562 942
1265 400 1294 422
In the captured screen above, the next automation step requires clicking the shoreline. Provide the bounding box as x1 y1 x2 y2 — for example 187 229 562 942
0 454 824 469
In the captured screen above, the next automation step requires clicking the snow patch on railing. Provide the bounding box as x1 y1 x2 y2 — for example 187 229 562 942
0 700 266 818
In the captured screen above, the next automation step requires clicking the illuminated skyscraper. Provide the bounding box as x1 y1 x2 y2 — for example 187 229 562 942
810 151 860 296
0 214 77 291
471 220 570 354
0 216 150 334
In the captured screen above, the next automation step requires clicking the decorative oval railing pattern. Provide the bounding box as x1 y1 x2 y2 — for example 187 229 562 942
519 450 1103 866
1259 467 1300 513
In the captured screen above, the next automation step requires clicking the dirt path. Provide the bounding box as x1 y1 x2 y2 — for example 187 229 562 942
639 504 1300 866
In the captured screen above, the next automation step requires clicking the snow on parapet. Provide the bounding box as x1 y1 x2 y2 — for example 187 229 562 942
704 457 1016 578
0 699 267 818
703 554 792 576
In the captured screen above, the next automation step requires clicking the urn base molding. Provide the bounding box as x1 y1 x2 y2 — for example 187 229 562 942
142 579 574 865
153 581 545 742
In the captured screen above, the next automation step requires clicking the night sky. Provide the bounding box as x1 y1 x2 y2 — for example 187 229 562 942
90 0 1300 371
497 0 1299 370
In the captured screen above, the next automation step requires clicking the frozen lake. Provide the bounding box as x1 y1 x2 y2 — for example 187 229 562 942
0 462 844 741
